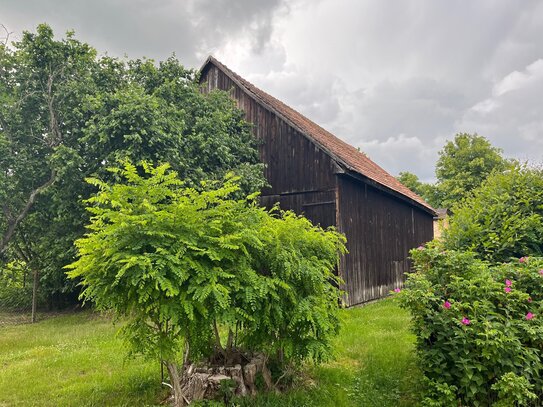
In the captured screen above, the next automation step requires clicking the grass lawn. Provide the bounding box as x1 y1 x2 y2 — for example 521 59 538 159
0 299 421 406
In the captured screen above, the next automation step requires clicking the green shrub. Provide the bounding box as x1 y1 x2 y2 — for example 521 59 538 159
67 161 346 405
443 165 543 263
398 243 543 406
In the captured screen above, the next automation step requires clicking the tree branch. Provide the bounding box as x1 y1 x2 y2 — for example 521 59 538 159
0 24 12 47
0 170 57 255
46 73 62 147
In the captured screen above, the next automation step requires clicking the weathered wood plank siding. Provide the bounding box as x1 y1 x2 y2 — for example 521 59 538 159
200 59 435 307
260 190 337 228
337 175 434 305
201 65 338 228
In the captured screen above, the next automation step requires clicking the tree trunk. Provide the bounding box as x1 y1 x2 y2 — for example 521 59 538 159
226 329 234 350
166 360 186 407
31 268 39 323
213 319 226 360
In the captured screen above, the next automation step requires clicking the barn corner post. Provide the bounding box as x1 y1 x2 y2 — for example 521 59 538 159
199 56 436 307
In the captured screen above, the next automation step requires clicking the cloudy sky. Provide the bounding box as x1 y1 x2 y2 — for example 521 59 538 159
3 0 543 181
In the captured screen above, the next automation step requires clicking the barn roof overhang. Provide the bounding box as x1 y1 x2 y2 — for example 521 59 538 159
199 56 437 217
336 167 437 216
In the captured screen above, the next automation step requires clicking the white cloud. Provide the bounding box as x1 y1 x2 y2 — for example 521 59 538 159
458 58 543 164
493 59 543 96
470 99 499 114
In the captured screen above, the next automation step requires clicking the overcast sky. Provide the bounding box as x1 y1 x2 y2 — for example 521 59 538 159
3 0 542 181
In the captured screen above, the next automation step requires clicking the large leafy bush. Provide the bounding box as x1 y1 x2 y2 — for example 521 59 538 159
399 244 543 406
67 161 345 405
443 165 543 263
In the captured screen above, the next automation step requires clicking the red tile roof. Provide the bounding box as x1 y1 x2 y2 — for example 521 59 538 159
200 56 435 214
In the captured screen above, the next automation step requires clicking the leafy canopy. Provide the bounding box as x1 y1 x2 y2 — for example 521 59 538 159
435 133 509 209
396 133 509 209
443 165 543 263
0 24 265 303
67 161 346 365
397 171 441 208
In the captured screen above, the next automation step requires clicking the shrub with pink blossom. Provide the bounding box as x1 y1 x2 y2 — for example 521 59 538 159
398 243 543 406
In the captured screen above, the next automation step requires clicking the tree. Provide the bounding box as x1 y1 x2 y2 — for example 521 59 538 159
435 133 508 209
397 133 509 210
443 165 543 263
397 171 441 208
67 162 346 406
0 24 100 319
0 25 265 312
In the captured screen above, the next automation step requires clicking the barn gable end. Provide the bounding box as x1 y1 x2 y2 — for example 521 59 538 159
199 56 435 306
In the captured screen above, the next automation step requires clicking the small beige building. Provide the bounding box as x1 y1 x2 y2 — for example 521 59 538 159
433 208 449 239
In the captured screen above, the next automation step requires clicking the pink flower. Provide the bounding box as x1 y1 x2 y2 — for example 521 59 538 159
443 301 451 309
417 246 424 250
394 288 401 293
526 312 535 320
539 269 543 276
528 297 533 303
505 287 511 293
461 317 471 325
505 279 512 287
519 257 527 263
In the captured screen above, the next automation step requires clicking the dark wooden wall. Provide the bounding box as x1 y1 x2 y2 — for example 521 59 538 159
201 61 434 307
201 64 338 229
337 175 434 305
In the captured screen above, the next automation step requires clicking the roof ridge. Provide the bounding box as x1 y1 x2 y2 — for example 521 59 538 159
201 56 435 214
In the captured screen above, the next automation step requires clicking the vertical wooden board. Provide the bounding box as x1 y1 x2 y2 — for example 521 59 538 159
201 62 435 308
337 175 434 306
260 190 336 229
200 65 337 195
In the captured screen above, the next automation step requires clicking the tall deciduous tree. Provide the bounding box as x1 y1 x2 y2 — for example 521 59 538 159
397 133 509 210
397 171 441 208
435 133 508 209
0 24 265 311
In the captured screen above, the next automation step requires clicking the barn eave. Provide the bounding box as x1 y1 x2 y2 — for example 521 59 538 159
199 56 436 217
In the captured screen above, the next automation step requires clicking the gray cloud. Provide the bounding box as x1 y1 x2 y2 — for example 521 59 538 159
457 58 543 165
2 0 542 180
218 0 543 181
192 0 284 55
1 0 285 65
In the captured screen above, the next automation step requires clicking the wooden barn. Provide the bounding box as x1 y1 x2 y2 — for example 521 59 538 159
199 56 436 306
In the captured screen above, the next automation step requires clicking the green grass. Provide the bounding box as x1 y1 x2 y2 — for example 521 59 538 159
0 299 421 406
0 312 168 406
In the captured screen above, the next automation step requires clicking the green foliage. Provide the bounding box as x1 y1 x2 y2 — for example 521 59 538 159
67 161 345 369
443 165 543 263
0 24 265 305
397 172 441 208
398 244 543 406
435 133 509 209
397 133 509 209
0 261 45 310
491 372 537 407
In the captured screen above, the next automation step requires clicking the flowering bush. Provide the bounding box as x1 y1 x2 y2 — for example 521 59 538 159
398 243 543 406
